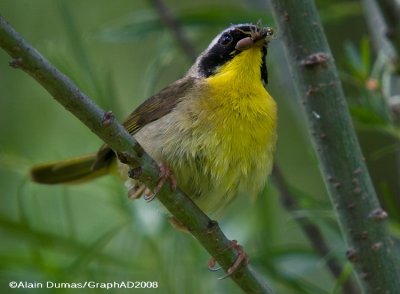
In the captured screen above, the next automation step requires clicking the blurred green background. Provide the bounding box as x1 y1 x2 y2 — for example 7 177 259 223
1 0 399 293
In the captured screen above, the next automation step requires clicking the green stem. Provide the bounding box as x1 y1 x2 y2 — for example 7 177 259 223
269 0 400 292
0 15 272 294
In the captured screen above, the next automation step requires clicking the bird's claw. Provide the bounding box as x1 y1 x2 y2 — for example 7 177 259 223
144 163 177 202
208 240 249 280
207 257 222 272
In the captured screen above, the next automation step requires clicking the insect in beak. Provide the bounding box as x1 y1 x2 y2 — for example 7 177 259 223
235 26 274 51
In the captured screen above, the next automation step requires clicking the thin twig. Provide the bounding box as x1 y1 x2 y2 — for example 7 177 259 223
272 165 360 294
149 0 197 61
361 0 399 72
374 0 400 70
0 15 272 294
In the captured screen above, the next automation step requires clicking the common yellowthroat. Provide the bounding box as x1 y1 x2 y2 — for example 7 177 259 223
31 24 277 216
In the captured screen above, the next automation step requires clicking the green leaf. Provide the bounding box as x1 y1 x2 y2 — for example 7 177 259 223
350 105 388 125
360 37 371 75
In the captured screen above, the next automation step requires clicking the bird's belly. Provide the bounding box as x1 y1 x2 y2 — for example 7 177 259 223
179 126 274 214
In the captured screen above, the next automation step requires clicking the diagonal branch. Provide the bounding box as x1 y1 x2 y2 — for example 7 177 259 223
0 15 272 294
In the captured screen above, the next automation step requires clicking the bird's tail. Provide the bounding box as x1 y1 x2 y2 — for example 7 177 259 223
30 153 111 185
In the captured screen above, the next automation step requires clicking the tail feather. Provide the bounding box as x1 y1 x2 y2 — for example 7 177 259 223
30 153 111 185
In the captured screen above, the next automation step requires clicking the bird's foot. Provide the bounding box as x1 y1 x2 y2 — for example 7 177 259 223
144 163 177 202
128 183 152 200
208 240 249 279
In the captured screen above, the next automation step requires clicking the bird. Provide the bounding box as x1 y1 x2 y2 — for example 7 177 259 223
30 23 277 276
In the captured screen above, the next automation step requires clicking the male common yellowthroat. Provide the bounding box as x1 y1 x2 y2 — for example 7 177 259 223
31 24 277 216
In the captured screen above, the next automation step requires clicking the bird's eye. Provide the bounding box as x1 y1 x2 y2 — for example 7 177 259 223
219 33 233 46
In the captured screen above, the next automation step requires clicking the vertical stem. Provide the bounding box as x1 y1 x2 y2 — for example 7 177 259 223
269 0 400 292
